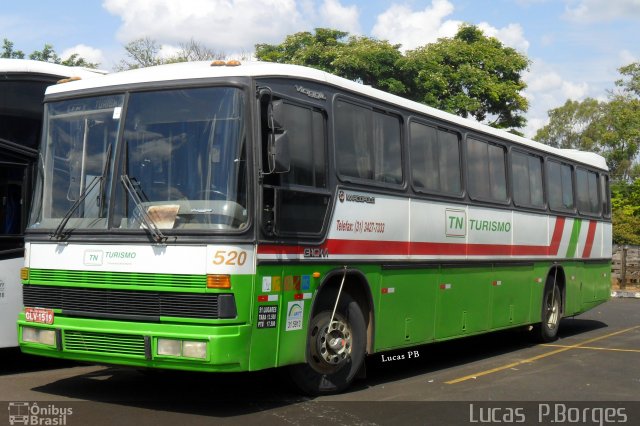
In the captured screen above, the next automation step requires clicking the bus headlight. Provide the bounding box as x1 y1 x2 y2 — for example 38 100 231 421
157 339 181 356
182 341 207 359
22 327 56 346
157 338 207 359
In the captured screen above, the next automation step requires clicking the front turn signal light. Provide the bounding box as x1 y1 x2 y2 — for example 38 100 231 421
20 267 29 281
207 274 231 289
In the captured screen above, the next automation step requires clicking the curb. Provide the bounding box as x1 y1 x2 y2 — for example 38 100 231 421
611 290 640 298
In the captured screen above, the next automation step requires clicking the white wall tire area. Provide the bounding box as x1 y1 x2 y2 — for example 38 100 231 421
288 293 366 395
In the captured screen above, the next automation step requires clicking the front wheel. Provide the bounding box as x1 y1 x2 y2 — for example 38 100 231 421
288 293 366 395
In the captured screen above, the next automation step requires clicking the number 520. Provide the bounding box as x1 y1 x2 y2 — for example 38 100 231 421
213 250 248 266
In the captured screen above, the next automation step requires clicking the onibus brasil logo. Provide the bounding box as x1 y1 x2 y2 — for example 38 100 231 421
7 402 73 425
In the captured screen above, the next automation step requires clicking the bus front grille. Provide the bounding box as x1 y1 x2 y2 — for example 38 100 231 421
64 330 147 358
23 285 237 321
27 269 206 289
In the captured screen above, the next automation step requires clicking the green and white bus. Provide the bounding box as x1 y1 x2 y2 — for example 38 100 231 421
18 60 611 394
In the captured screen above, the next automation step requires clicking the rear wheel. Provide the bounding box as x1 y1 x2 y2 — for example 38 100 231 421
288 293 366 395
535 281 562 342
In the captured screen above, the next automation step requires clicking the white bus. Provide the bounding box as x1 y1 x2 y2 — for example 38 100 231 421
0 59 103 348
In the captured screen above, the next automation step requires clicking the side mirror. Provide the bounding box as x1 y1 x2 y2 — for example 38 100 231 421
266 99 290 173
268 130 290 173
268 100 285 130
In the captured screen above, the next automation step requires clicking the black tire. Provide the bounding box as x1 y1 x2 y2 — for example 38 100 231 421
534 281 562 343
288 293 366 395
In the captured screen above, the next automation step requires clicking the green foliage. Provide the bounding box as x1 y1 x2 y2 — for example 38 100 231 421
616 62 640 97
534 66 640 181
255 25 530 132
400 25 530 130
611 180 640 244
533 99 601 150
1 38 98 68
2 38 25 59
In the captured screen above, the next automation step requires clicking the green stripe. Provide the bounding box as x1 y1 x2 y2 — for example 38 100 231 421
565 219 582 258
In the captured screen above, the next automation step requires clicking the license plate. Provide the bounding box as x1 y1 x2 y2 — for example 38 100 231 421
25 307 54 324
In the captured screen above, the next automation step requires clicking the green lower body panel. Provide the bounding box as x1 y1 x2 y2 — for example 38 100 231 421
18 314 252 372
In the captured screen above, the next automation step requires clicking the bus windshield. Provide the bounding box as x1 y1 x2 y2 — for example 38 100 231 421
29 86 248 234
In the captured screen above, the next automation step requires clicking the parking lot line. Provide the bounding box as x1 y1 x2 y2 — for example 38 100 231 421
445 325 640 385
542 344 640 353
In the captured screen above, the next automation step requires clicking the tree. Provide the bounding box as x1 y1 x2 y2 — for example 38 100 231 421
116 37 226 71
167 38 225 63
534 64 640 181
400 25 529 131
2 39 98 68
616 62 640 97
611 180 640 244
115 37 163 70
256 28 347 72
255 26 530 132
2 38 25 59
533 98 602 150
28 44 60 63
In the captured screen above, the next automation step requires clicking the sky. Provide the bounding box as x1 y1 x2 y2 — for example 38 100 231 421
1 0 639 137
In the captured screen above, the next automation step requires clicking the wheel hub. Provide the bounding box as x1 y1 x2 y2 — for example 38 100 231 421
317 319 352 365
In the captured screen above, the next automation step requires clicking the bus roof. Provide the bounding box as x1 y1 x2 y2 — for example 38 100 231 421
0 58 107 79
44 60 607 171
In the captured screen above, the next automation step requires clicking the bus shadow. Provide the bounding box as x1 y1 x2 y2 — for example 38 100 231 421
31 366 308 416
28 317 607 417
0 347 78 376
351 317 608 391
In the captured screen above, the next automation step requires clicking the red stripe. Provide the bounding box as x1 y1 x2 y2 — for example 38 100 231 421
549 216 565 255
581 220 598 258
257 217 569 257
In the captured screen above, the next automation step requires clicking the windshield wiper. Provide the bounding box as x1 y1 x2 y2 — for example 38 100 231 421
50 144 113 241
120 174 167 244
50 175 101 240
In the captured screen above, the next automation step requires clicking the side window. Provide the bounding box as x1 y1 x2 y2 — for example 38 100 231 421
576 168 601 215
547 160 575 211
511 151 544 208
467 137 507 202
335 100 402 185
410 122 462 196
260 95 330 237
601 175 611 218
279 103 326 188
